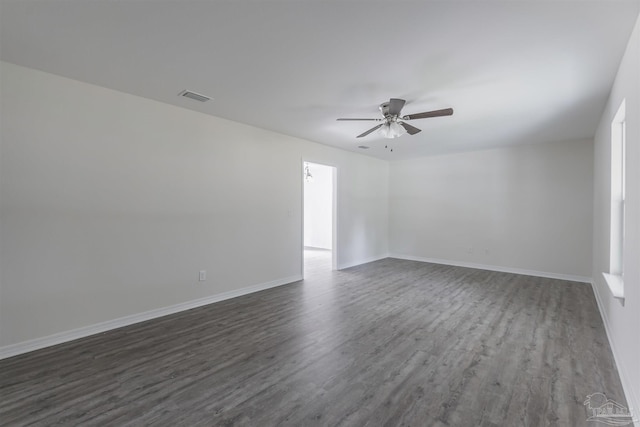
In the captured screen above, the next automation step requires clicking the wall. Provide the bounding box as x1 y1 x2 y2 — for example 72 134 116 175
389 139 594 280
0 61 389 352
304 162 333 250
592 15 640 420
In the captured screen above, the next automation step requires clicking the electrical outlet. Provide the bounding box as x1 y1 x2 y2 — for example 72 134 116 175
467 246 474 254
199 270 206 281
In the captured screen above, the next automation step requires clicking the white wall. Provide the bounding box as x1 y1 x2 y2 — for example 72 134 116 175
592 15 640 420
304 163 333 250
0 61 389 350
389 139 594 279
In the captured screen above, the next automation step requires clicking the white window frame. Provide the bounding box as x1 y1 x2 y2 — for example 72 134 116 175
603 99 625 301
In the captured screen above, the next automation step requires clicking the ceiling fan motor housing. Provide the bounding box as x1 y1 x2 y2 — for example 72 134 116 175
379 102 391 117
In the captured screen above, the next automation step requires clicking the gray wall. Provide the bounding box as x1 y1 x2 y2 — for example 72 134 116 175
389 139 594 279
592 14 640 418
0 61 389 349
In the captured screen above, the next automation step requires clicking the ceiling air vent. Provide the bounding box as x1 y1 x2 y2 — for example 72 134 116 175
357 145 370 149
179 90 211 103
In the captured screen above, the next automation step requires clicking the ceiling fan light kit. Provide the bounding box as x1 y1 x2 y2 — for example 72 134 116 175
379 121 406 139
337 98 454 147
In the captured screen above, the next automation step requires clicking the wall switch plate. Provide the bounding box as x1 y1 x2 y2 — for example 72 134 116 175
199 270 206 281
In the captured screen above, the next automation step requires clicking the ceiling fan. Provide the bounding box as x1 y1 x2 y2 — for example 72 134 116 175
337 98 453 139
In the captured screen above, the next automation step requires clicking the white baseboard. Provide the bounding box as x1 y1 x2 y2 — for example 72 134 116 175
591 280 640 427
389 253 592 283
0 274 302 361
337 253 389 270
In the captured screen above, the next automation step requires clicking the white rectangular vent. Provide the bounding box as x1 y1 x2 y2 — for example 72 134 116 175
179 90 210 102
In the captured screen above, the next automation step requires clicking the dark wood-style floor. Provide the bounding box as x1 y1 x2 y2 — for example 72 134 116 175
0 249 626 426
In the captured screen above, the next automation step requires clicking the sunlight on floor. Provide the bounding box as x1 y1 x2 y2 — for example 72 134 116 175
303 247 332 277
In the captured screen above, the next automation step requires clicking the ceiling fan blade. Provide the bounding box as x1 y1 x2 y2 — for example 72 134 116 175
388 98 406 116
403 108 454 120
400 122 421 135
357 124 384 138
337 118 381 121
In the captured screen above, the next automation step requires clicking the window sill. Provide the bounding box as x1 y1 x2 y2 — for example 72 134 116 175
602 272 624 302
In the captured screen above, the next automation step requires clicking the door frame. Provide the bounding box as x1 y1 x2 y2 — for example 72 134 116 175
301 159 338 276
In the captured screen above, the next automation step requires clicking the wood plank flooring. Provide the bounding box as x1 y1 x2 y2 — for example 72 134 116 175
0 251 626 426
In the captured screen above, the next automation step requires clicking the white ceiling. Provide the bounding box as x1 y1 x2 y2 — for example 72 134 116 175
1 0 638 160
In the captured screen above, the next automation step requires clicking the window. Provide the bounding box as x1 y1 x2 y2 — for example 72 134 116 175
603 99 625 301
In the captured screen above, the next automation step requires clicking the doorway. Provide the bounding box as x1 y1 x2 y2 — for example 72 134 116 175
303 161 336 276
